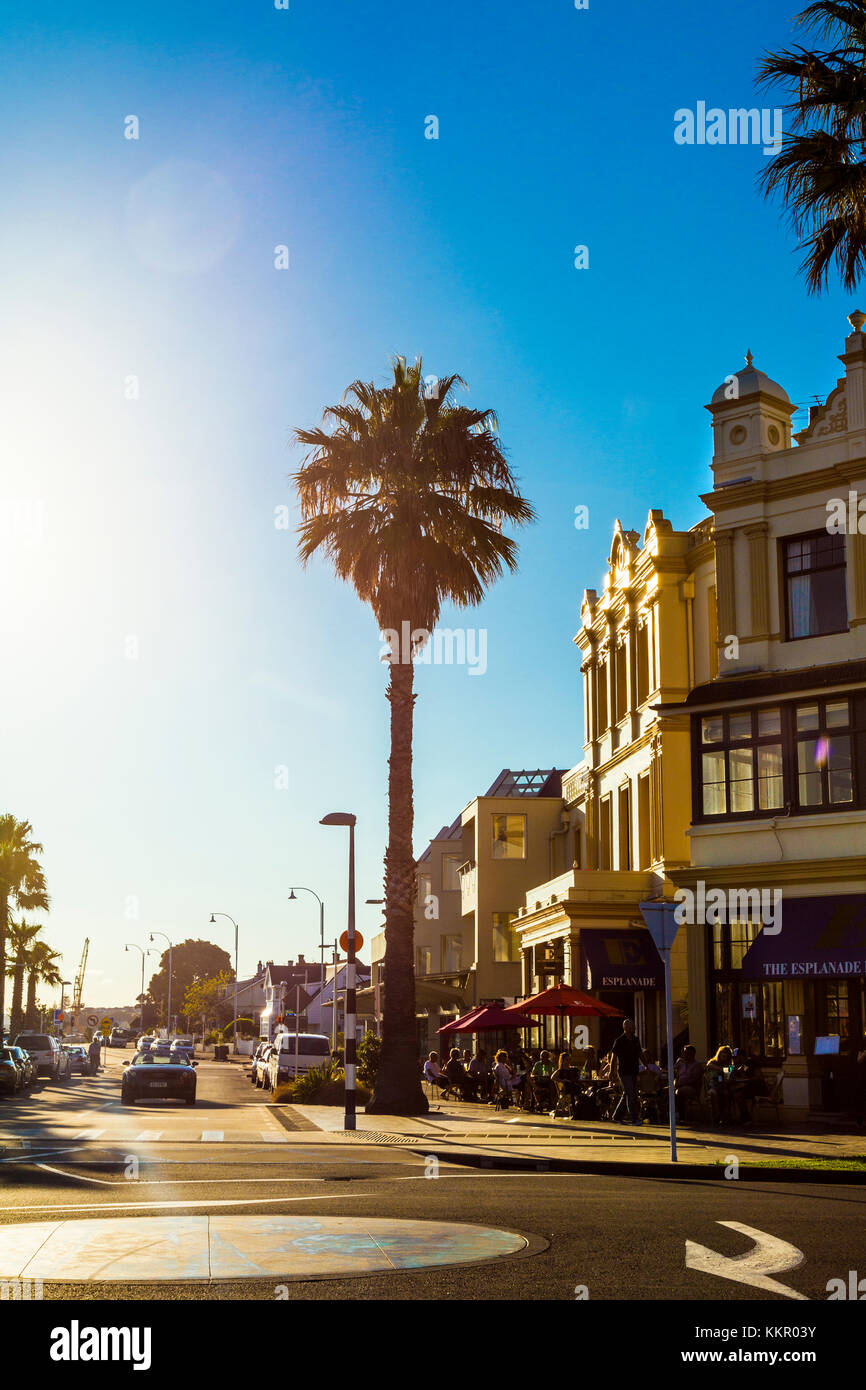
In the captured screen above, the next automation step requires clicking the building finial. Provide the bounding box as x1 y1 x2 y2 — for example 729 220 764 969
745 349 754 368
848 309 866 333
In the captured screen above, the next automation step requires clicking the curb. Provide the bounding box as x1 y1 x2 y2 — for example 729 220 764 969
414 1146 866 1183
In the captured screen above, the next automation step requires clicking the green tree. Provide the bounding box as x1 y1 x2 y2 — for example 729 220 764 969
147 939 232 1026
183 970 234 1030
294 357 533 1114
0 816 50 1037
6 919 43 1037
759 0 866 292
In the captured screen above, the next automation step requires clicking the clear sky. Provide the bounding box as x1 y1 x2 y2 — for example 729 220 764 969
0 1 855 1007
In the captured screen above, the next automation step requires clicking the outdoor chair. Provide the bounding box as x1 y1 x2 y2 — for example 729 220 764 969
492 1082 512 1110
749 1070 784 1126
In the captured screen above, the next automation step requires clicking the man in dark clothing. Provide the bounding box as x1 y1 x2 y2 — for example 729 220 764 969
611 1019 643 1124
88 1036 102 1076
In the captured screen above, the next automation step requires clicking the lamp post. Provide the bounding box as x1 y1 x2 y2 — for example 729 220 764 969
149 931 173 1036
209 913 239 1054
288 887 325 1025
320 812 357 1131
125 944 156 1034
60 981 71 1035
639 901 681 1164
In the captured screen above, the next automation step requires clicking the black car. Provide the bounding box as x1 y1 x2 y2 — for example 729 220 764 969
0 1048 20 1096
121 1051 198 1106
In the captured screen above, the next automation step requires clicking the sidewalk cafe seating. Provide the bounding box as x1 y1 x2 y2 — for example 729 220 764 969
746 1069 784 1125
637 1070 668 1125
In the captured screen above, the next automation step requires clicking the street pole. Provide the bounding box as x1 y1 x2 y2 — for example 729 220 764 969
639 901 681 1165
149 932 173 1038
288 888 325 1032
295 985 300 1079
319 809 357 1131
209 913 239 1054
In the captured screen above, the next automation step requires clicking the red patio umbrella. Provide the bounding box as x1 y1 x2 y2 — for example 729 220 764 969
503 983 624 1051
438 1004 539 1034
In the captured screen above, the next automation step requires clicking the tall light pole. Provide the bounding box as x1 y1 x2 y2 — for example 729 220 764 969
60 980 71 1035
149 932 173 1035
209 913 239 1054
320 812 357 1131
288 887 325 1021
125 944 156 1033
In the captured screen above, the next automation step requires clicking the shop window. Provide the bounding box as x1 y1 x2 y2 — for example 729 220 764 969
700 708 784 817
711 923 784 1060
784 531 848 640
823 982 850 1041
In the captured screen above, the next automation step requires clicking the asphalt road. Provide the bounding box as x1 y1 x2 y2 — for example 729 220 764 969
1 1048 864 1304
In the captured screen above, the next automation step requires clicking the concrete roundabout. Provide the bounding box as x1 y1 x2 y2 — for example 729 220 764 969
0 1215 539 1283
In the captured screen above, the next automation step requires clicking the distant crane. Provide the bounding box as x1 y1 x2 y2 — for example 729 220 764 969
71 938 89 1029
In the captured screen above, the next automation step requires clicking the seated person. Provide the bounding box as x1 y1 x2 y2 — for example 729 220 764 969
492 1049 514 1102
444 1047 474 1100
530 1049 555 1108
423 1051 449 1092
468 1048 491 1099
705 1045 735 1125
673 1045 704 1122
551 1050 581 1116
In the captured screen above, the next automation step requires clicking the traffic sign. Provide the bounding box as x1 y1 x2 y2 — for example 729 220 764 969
340 930 363 953
86 1014 98 1027
100 1015 112 1037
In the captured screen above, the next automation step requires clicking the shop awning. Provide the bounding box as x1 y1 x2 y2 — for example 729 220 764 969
741 896 866 980
580 929 664 990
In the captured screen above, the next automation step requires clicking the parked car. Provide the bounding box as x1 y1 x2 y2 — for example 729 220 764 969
136 1035 155 1052
12 1033 69 1081
253 1044 274 1089
0 1048 20 1097
120 1051 198 1106
9 1047 36 1088
250 1041 271 1085
268 1033 333 1090
62 1043 89 1075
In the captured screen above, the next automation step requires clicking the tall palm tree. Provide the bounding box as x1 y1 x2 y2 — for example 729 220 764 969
24 941 62 1031
294 357 534 1114
0 816 50 1038
758 0 866 293
6 918 43 1038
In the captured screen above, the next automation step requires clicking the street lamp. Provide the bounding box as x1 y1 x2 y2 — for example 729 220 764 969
125 945 156 1033
209 913 239 1054
288 887 326 1017
320 812 357 1131
149 932 173 1035
60 980 71 1034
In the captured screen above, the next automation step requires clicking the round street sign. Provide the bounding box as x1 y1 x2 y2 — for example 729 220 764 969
339 931 363 953
86 1014 98 1028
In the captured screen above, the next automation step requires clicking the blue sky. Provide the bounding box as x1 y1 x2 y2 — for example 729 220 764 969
0 1 854 1007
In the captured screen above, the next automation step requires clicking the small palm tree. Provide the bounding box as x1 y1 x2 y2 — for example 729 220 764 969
758 0 866 292
6 918 43 1037
24 941 62 1031
294 357 534 1114
0 816 50 1037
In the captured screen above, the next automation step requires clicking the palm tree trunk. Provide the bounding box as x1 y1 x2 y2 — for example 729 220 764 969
24 969 38 1030
366 657 428 1114
9 945 25 1037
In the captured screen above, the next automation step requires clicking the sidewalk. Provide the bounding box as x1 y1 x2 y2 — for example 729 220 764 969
277 1096 866 1181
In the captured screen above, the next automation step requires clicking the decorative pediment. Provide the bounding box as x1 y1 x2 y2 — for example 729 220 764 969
795 378 848 443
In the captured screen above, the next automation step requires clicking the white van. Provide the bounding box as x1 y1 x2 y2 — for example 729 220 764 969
267 1033 332 1088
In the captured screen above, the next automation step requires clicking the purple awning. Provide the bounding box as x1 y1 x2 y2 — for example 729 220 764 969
741 896 866 980
580 929 664 990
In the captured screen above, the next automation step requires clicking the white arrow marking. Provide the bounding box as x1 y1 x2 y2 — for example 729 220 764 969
685 1221 808 1300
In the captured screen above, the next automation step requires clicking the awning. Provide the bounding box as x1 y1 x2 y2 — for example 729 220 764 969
741 896 866 980
580 929 664 990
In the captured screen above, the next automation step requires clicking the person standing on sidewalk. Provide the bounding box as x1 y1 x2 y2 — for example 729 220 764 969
88 1035 101 1076
611 1019 643 1125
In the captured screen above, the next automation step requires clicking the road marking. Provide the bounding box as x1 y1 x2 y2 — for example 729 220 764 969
134 1132 163 1142
685 1221 809 1300
260 1131 289 1144
0 1194 367 1215
35 1163 114 1187
72 1130 105 1140
201 1131 224 1142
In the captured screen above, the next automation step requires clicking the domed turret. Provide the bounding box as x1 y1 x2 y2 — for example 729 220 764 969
705 351 795 483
